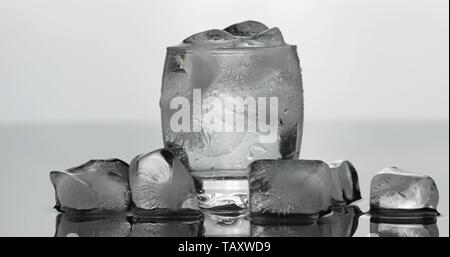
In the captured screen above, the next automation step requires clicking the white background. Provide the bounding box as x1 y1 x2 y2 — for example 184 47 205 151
0 0 448 123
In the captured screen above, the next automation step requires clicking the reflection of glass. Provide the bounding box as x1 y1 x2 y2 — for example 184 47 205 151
129 217 203 237
54 214 130 237
370 217 439 237
202 211 250 237
250 206 361 237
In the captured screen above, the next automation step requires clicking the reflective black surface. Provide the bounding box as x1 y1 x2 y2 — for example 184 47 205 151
53 206 444 237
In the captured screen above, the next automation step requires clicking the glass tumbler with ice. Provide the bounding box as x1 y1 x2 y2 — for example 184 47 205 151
160 21 304 210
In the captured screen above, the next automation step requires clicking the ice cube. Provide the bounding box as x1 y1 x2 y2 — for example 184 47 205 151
183 29 236 44
250 206 361 237
328 160 361 205
370 167 439 213
129 217 202 237
370 219 439 237
224 20 269 37
249 160 332 217
180 22 287 48
250 27 286 46
54 214 130 237
129 148 200 215
49 159 130 213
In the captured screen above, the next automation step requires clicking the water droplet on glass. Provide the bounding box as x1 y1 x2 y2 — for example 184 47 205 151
250 143 266 154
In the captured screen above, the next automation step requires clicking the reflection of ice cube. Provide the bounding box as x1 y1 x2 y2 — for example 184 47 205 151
50 159 130 213
129 217 202 237
328 160 361 205
370 167 439 212
251 206 361 237
251 221 317 237
249 160 331 216
129 149 199 215
55 214 130 237
320 206 362 237
224 20 269 37
370 220 439 237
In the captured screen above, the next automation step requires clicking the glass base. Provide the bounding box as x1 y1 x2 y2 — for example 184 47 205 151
192 170 249 212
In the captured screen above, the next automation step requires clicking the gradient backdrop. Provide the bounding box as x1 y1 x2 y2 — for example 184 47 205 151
0 0 448 236
1 0 448 123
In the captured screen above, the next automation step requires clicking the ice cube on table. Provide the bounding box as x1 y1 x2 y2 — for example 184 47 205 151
370 167 439 214
328 160 361 205
55 214 131 237
50 159 130 213
249 160 332 217
129 148 200 216
370 220 439 237
224 20 269 37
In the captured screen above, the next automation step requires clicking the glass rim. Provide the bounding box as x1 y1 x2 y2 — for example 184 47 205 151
166 44 297 53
